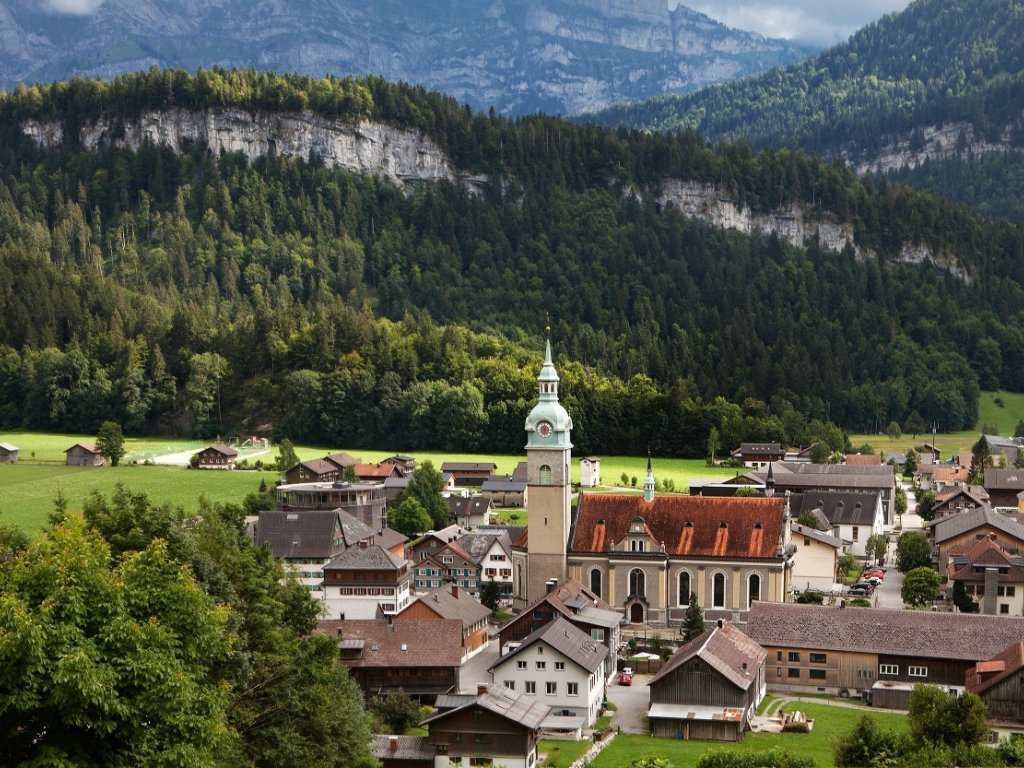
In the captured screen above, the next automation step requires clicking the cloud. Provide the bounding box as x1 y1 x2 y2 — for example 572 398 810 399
674 0 913 47
42 0 104 15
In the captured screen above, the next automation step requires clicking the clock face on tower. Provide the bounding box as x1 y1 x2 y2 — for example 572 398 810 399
537 421 552 438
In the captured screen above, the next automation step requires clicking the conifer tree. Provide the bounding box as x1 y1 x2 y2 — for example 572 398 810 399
682 592 706 642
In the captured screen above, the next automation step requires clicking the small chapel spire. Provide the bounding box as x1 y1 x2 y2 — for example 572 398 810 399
765 461 776 498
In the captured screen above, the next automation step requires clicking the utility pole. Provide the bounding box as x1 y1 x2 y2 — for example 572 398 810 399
931 422 938 464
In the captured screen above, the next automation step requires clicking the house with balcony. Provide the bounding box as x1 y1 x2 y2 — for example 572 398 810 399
321 540 411 619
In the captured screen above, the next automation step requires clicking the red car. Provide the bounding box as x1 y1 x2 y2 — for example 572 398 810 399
863 570 885 580
619 668 633 686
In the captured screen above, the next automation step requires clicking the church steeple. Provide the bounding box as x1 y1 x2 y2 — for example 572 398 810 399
643 452 656 502
765 461 776 498
525 335 572 449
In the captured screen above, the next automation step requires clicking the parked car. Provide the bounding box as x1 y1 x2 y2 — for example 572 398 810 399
851 581 875 592
863 576 883 585
619 668 633 686
848 587 872 596
862 569 885 579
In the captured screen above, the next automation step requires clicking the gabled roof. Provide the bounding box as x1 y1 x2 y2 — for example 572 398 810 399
317 619 462 667
936 485 990 505
732 442 783 455
324 542 407 571
456 532 511 564
323 451 359 468
399 585 491 630
295 458 337 475
650 623 766 690
753 462 895 490
791 521 842 548
383 475 410 489
845 454 881 466
355 463 398 478
409 525 469 549
513 577 611 623
511 461 528 482
948 535 1024 583
447 496 494 520
491 617 608 674
967 642 1024 695
985 435 1022 450
65 441 101 454
0 442 18 451
570 494 784 559
421 684 550 730
746 602 1024 661
255 509 356 559
375 527 410 551
792 490 880 527
481 475 527 493
202 443 238 457
985 468 1024 491
441 462 497 472
371 735 434 761
930 508 1024 544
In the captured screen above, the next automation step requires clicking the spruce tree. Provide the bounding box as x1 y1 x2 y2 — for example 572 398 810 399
682 592 706 642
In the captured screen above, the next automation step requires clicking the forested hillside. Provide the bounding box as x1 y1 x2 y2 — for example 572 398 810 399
587 0 1024 221
2 69 1023 456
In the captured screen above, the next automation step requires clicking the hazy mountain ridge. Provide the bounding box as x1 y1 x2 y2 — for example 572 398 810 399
0 0 810 116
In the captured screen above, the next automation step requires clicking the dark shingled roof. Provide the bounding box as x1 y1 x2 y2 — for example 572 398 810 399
985 468 1024 491
371 735 434 760
651 622 766 690
203 443 238 457
446 496 494 520
399 585 491 630
441 462 497 472
316 619 462 667
296 458 337 475
456 532 511 564
255 509 352 559
324 542 407 571
746 602 1024 662
513 576 611 620
492 617 608 674
375 527 410 552
929 508 1024 544
570 494 784 559
791 490 881 527
421 684 550 730
323 451 358 468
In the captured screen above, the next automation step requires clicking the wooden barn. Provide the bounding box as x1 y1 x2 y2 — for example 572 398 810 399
65 442 104 467
647 621 767 742
0 442 18 463
194 444 238 469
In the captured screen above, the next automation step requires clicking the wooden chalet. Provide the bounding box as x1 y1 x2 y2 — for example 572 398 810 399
318 618 462 703
967 642 1024 738
65 442 104 467
946 533 1024 616
394 584 491 657
194 444 238 469
282 458 339 484
730 443 784 468
323 451 359 471
440 461 497 487
928 508 1024 577
446 495 493 527
985 468 1024 509
932 485 991 520
648 622 767 741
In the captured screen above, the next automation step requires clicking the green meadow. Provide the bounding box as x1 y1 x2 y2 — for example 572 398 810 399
591 702 909 768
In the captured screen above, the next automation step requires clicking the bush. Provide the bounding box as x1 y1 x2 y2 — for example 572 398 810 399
795 590 824 604
698 749 814 768
849 598 872 607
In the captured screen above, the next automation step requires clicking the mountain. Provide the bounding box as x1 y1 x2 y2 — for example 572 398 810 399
4 69 1024 456
0 0 810 117
585 0 1024 221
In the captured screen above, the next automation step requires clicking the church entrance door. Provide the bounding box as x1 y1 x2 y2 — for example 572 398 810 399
629 602 645 623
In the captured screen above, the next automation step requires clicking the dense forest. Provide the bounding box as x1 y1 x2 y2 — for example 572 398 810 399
587 0 1024 221
2 68 1024 455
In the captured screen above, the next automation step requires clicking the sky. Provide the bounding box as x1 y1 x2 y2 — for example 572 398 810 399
674 0 916 47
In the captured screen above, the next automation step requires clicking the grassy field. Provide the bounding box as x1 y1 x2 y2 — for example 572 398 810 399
977 390 1024 435
0 431 273 464
591 702 908 768
0 463 276 533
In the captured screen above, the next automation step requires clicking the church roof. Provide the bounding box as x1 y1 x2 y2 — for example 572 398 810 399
569 494 784 559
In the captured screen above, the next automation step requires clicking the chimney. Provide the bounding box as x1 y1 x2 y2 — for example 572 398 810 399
389 737 398 751
716 618 724 629
451 584 459 598
477 684 488 695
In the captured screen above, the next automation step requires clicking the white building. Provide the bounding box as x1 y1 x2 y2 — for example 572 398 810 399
321 540 411 620
489 617 608 729
792 490 884 559
790 521 844 592
580 456 601 487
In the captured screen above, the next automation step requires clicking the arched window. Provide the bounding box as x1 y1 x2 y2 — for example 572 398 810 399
679 571 691 605
630 540 645 552
748 574 761 607
539 465 552 485
713 572 726 608
629 568 646 598
590 568 602 598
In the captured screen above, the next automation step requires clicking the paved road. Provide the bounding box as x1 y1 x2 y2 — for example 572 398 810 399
459 641 500 694
605 673 651 734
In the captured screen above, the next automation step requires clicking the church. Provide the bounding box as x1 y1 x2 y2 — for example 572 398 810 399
512 342 796 624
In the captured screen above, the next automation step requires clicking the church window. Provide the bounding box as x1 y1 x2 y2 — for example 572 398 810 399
629 569 646 597
539 465 552 485
679 572 690 605
748 574 761 607
713 573 726 608
590 568 602 597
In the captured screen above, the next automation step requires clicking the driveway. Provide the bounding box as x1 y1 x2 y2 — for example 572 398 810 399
870 567 905 609
459 641 500 693
605 673 651 734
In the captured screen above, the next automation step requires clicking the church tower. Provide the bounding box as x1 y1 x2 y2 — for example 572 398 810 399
523 338 573 603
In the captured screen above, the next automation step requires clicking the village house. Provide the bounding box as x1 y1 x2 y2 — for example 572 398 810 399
420 684 550 767
917 463 970 493
489 617 608 730
946 533 1024 615
789 521 844 592
383 474 410 502
499 578 621 682
986 435 1024 467
384 455 418 473
931 485 992 520
405 524 469 563
731 442 785 469
746 602 1024 708
321 539 411 619
323 451 359 472
355 462 405 482
480 472 527 507
65 442 104 467
749 462 896 524
413 541 481 595
193 443 238 469
282 458 338 484
0 442 18 463
457 531 514 598
446 495 493 528
927 508 1024 577
319 618 462 704
441 461 498 487
394 584 491 658
276 480 387 532
647 621 767 742
254 508 373 597
966 642 1024 743
985 468 1024 510
791 490 883 559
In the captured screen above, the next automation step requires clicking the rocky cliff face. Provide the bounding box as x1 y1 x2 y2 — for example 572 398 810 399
0 0 809 116
24 108 964 278
850 121 1016 176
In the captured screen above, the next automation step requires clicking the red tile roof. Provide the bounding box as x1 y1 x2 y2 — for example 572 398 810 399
570 494 783 559
845 454 881 466
355 463 395 478
316 619 463 667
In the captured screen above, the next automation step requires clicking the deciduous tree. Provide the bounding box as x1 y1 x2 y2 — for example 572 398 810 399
901 566 941 607
95 419 126 466
896 530 932 573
